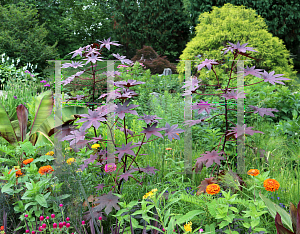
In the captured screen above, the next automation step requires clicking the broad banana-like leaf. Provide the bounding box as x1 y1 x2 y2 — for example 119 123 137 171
29 90 54 137
0 100 18 146
16 104 28 142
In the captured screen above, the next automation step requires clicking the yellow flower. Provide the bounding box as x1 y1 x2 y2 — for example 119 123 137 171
76 169 83 173
66 158 76 165
91 144 100 149
65 147 72 151
46 151 54 156
143 189 158 199
184 221 192 232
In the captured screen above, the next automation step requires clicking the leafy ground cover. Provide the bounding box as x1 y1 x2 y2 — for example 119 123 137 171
0 50 300 234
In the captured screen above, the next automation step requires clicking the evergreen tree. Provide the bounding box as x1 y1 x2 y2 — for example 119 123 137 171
110 0 191 63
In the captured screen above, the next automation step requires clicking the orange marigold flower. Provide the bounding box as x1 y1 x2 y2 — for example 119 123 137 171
8 169 22 177
263 179 280 192
39 165 54 175
206 184 221 195
247 169 260 177
23 158 34 165
0 225 4 230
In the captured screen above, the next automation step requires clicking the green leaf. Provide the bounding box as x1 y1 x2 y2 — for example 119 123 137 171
174 210 203 225
24 201 38 210
164 208 171 227
33 155 54 163
259 192 293 232
0 99 18 145
35 194 48 207
1 183 14 195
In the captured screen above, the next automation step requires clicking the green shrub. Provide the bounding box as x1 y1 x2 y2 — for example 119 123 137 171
176 3 298 89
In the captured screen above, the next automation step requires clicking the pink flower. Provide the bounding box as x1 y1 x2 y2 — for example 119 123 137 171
82 221 85 225
46 216 49 219
51 214 55 218
53 223 57 228
42 223 46 229
44 84 50 87
24 70 30 73
40 80 47 83
32 231 35 234
25 230 29 233
30 74 35 77
24 214 28 218
98 216 102 221
39 226 43 231
104 163 116 173
59 222 63 228
40 216 44 221
199 229 204 233
66 223 71 228
66 217 70 221
59 204 63 207
63 221 66 226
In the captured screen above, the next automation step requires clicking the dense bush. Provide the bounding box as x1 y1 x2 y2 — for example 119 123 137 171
131 45 178 75
176 3 299 90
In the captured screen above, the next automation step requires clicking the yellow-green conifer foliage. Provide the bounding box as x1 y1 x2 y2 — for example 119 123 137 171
176 3 298 89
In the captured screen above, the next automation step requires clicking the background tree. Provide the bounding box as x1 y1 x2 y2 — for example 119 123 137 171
181 0 300 70
0 1 59 76
110 0 191 63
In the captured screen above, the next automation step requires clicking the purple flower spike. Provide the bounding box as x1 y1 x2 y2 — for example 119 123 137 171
13 96 17 99
40 80 47 83
44 84 50 87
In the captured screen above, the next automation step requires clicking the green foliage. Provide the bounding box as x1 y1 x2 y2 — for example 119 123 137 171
0 2 60 76
181 0 300 69
111 0 191 63
177 3 298 90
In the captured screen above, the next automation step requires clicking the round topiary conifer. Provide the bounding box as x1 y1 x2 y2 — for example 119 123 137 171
176 3 298 90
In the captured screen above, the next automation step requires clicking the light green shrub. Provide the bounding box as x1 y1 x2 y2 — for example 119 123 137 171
176 3 298 89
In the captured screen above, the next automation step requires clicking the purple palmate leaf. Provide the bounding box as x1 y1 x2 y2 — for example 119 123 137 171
181 76 201 89
93 190 121 215
70 140 89 152
95 183 105 191
117 171 135 181
197 59 219 71
183 117 209 127
98 89 122 102
97 37 121 51
102 70 122 77
61 61 84 69
82 53 103 65
67 47 85 59
163 123 185 141
61 129 86 145
75 109 107 131
130 165 159 175
138 114 162 125
237 65 264 78
181 85 200 96
226 124 264 138
114 79 145 88
222 41 258 55
140 122 167 140
260 70 291 85
192 101 217 115
221 89 247 100
248 105 279 117
112 53 133 65
114 141 138 162
195 150 225 168
114 99 139 119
